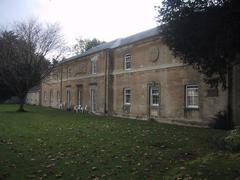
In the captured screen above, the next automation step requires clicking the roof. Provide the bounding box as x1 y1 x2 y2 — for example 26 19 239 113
28 85 40 93
61 27 159 64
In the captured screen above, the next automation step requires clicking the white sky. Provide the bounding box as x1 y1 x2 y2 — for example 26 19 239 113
0 0 161 46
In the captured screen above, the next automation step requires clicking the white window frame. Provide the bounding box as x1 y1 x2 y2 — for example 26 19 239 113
150 87 159 106
124 88 131 105
124 54 131 70
91 60 97 74
185 85 199 109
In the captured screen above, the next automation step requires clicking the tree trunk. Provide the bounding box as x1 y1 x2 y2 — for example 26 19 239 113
17 97 26 112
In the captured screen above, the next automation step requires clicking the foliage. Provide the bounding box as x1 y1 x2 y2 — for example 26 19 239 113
0 83 14 102
156 0 240 87
1 104 240 179
224 128 240 151
72 38 105 55
211 111 234 130
0 20 64 111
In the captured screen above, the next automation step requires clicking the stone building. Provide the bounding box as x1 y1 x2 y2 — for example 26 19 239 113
25 85 40 105
39 27 240 127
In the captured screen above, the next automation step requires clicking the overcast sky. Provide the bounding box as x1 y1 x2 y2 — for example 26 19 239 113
0 0 161 46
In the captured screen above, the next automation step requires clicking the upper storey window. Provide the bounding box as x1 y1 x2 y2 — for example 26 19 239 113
67 67 71 79
91 60 97 74
91 56 98 74
124 54 131 70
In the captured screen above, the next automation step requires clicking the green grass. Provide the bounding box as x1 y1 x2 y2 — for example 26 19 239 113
0 104 239 179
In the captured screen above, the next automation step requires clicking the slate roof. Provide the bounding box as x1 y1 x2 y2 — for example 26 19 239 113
61 27 159 64
28 85 40 92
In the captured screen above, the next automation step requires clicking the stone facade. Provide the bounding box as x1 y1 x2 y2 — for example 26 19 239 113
37 27 239 127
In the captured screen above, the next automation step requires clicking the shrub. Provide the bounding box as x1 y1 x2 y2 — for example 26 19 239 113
224 128 240 151
211 111 234 130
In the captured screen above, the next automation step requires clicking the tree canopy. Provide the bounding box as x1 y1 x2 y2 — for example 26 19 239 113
156 0 240 87
0 20 64 111
72 38 105 55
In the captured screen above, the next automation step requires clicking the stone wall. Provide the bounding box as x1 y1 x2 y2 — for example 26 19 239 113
111 37 227 125
41 50 108 114
26 91 40 105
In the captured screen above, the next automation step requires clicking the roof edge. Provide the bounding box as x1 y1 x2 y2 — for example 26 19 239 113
60 27 160 64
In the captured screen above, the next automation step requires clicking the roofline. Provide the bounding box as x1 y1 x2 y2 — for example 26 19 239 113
59 48 111 65
59 27 160 65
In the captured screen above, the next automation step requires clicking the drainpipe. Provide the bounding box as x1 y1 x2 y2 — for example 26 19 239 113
104 50 109 114
60 64 63 104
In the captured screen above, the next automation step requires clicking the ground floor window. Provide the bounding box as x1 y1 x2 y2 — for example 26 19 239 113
123 88 131 105
150 87 159 106
186 85 199 109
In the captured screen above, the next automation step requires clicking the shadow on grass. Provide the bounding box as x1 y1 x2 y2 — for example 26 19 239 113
0 110 37 114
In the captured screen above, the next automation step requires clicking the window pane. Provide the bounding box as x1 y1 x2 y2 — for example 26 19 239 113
151 87 159 105
124 89 131 104
92 61 96 74
124 54 131 70
152 95 159 105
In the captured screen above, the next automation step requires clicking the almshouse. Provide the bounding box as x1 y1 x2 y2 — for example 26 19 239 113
27 28 240 127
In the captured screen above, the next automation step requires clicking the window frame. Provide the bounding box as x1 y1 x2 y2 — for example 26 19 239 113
150 87 159 106
124 54 131 70
185 85 199 109
123 88 131 105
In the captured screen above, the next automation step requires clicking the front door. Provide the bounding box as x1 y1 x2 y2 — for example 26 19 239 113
77 87 81 106
148 84 160 118
91 89 96 112
66 89 71 109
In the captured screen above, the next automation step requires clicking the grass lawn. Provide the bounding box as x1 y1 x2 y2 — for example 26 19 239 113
0 104 240 179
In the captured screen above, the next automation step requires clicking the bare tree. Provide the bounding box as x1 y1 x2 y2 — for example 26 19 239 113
0 19 64 112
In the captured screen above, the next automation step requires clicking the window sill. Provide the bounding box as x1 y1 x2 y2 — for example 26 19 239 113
185 107 199 110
